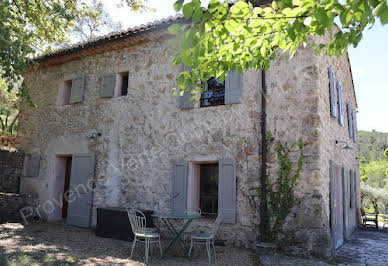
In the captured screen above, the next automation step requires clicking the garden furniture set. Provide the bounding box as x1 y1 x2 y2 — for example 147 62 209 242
126 207 222 264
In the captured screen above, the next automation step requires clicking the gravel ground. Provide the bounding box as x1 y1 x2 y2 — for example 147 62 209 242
0 222 258 265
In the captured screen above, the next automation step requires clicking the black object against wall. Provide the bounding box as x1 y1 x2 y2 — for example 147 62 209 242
95 207 154 241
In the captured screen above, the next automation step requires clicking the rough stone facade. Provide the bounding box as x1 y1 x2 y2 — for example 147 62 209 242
0 192 39 223
18 23 358 258
0 149 24 193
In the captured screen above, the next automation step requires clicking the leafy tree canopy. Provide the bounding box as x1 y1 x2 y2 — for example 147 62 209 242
169 0 388 97
0 0 150 105
0 79 19 134
360 159 388 188
359 130 388 163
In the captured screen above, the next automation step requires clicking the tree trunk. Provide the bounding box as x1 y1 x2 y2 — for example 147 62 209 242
5 115 9 130
8 113 19 135
0 116 5 131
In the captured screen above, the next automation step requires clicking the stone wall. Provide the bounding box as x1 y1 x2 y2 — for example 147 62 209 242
264 47 332 258
18 27 359 256
316 30 359 240
0 149 24 193
261 28 359 258
19 37 262 248
0 192 39 223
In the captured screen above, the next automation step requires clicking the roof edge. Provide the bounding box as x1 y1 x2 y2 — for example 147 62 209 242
35 15 186 63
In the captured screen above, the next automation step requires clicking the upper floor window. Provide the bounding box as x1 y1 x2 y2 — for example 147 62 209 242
200 78 225 107
179 68 242 109
115 72 129 97
100 72 129 98
61 75 85 106
61 80 72 106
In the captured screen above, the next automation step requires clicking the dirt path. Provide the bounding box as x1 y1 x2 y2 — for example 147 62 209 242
0 222 257 265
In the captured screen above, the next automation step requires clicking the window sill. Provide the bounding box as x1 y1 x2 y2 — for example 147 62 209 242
201 213 218 219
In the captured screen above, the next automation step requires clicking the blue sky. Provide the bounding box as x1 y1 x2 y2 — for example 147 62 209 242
105 0 388 133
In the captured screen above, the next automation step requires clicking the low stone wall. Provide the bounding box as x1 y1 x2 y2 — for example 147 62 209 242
0 192 39 224
0 149 24 193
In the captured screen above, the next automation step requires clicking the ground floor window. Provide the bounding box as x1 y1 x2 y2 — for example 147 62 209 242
187 162 219 217
174 159 236 223
200 163 219 215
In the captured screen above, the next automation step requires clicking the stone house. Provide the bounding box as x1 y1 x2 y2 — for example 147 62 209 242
17 15 359 258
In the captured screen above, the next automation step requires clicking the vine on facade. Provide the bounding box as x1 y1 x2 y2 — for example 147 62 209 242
259 131 304 241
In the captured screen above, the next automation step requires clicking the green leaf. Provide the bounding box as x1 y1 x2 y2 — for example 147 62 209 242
230 1 250 17
375 2 388 25
173 0 184 12
183 3 193 18
225 19 240 33
168 24 182 35
316 8 329 27
182 29 198 49
192 7 203 23
272 1 278 10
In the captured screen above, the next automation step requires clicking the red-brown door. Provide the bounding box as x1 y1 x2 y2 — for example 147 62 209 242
62 157 72 218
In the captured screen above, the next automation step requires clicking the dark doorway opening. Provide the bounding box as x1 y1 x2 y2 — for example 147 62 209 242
62 157 72 218
199 163 219 216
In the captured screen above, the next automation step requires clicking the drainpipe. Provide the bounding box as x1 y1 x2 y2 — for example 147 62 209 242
259 69 268 240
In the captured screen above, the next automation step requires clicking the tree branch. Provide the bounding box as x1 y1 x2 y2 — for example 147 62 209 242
8 113 19 133
0 116 5 131
11 0 22 15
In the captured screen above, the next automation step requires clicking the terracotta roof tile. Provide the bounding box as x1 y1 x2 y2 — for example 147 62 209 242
35 14 185 63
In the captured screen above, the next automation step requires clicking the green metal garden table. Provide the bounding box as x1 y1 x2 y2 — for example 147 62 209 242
152 212 202 260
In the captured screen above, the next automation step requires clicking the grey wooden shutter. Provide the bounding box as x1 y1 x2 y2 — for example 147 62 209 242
353 170 357 210
347 101 353 139
69 75 85 104
180 65 194 109
349 170 353 209
100 73 116 98
218 159 236 224
342 167 349 230
225 70 242 104
172 160 188 215
26 155 40 177
67 153 95 228
352 109 357 143
329 67 337 118
337 81 344 126
329 160 335 232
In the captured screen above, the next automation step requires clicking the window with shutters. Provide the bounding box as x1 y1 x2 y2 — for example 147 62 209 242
200 78 225 107
180 69 242 109
337 81 344 126
200 163 219 216
61 80 72 106
328 67 337 118
187 162 219 217
115 72 129 97
176 159 236 223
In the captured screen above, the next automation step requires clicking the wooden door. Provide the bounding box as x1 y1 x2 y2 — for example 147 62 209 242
67 154 95 228
330 161 344 249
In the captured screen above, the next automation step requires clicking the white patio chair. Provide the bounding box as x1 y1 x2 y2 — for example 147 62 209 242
184 208 202 242
126 208 162 263
188 212 222 264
